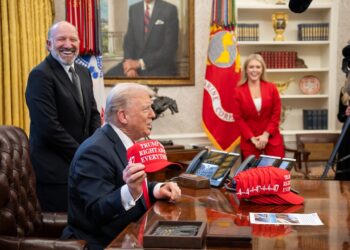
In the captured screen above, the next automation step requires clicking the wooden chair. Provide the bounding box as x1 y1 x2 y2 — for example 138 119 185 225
284 145 309 178
295 133 340 179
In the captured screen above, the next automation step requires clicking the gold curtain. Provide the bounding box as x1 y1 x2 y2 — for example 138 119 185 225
0 0 54 133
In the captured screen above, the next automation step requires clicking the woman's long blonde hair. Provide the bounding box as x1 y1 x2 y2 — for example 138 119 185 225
240 53 267 85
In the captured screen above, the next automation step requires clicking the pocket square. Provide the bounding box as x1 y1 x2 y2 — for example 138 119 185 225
155 19 165 25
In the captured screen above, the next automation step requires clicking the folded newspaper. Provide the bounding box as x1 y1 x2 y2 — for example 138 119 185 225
250 213 323 226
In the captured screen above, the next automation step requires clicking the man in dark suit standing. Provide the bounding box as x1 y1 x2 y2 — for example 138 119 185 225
105 0 179 77
61 83 181 250
25 21 101 212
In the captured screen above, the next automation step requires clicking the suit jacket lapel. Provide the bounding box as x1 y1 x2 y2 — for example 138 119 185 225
243 83 260 117
144 1 160 44
46 54 72 92
259 81 268 113
102 124 128 167
135 3 145 45
46 54 85 114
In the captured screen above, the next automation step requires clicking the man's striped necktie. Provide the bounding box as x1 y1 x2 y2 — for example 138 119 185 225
144 4 150 34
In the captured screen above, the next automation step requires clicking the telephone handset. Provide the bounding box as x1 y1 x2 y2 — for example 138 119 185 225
233 154 297 177
232 155 256 177
185 149 240 187
185 149 209 174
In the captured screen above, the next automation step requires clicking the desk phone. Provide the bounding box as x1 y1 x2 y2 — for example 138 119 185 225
234 154 296 177
185 149 240 187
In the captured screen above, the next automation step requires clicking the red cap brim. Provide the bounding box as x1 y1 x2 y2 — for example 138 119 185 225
276 192 304 205
249 195 280 205
145 161 182 173
249 192 304 205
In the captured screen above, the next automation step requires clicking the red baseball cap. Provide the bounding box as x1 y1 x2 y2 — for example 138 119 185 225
234 167 304 205
127 139 182 173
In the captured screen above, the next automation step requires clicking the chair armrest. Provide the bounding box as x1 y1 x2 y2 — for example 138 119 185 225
285 146 311 159
284 146 302 165
0 235 87 250
284 146 298 154
39 212 68 238
284 146 310 177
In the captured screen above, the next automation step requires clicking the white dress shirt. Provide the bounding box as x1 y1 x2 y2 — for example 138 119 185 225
108 123 162 211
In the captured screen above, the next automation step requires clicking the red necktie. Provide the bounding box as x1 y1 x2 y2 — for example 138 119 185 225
137 180 150 247
142 178 151 209
144 4 150 34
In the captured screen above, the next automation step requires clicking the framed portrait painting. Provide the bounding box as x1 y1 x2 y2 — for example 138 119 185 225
100 0 194 86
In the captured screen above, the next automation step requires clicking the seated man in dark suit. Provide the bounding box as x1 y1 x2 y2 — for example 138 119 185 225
105 0 179 77
61 83 181 250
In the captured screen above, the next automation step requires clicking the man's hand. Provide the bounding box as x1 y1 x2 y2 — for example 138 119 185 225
125 69 139 78
123 163 146 200
123 59 140 75
155 182 181 203
346 106 350 117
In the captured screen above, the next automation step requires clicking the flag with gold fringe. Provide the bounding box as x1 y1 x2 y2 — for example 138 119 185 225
202 0 241 151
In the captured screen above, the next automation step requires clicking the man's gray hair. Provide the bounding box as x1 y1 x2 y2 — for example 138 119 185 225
105 83 155 124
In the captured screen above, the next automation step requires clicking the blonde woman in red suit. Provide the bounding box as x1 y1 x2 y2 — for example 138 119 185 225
233 54 284 159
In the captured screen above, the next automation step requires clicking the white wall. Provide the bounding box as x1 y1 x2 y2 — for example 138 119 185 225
54 0 350 148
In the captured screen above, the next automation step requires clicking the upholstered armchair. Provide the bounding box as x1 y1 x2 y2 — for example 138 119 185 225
0 125 86 249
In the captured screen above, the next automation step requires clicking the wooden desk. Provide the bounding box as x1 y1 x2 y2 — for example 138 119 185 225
106 180 350 249
147 147 204 182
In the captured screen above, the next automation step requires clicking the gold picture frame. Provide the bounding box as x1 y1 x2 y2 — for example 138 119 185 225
101 0 195 86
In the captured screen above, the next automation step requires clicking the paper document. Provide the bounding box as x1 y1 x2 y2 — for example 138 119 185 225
249 213 323 226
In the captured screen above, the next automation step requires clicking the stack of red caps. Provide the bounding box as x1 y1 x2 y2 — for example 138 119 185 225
234 167 304 205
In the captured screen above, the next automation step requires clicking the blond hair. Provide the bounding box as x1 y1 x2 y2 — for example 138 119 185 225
240 54 267 84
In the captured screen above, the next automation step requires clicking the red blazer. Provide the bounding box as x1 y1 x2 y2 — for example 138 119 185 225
233 80 283 151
